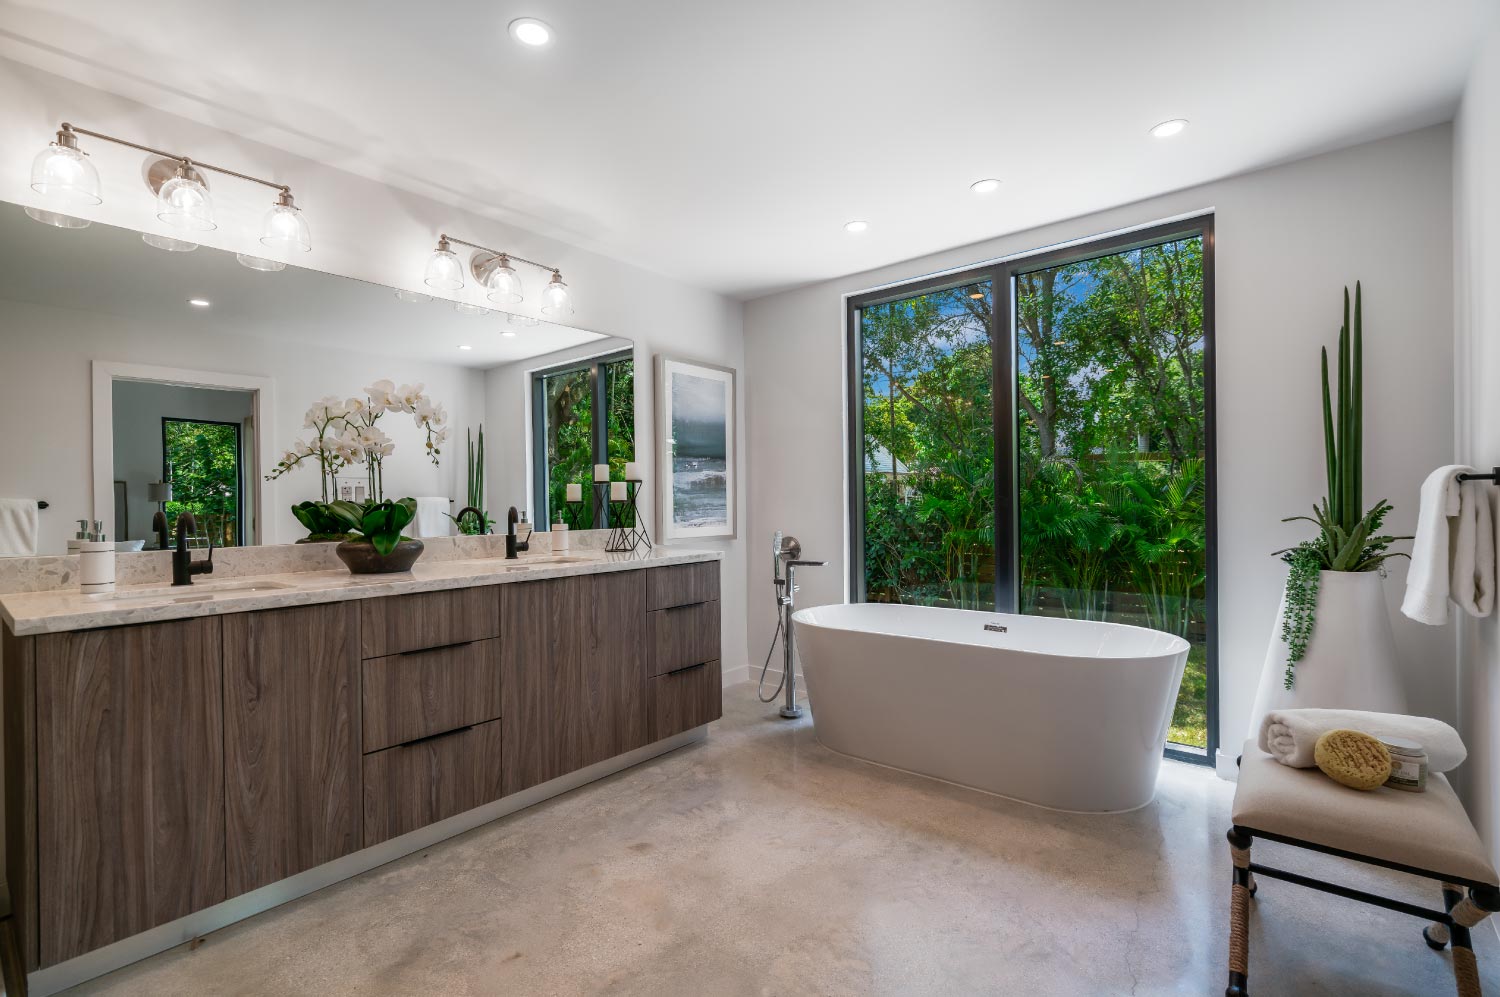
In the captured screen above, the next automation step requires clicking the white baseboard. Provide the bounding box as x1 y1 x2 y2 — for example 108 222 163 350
1215 749 1239 782
721 661 752 687
24 726 709 997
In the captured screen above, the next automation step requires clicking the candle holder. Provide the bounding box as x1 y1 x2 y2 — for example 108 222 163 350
592 481 612 530
606 480 652 553
562 497 589 531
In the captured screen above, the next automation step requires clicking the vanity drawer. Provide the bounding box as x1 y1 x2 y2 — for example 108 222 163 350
361 638 503 753
363 718 504 846
647 601 721 676
360 586 500 658
648 660 722 740
647 561 720 611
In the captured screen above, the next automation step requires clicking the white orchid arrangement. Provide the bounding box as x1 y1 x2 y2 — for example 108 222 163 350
267 380 449 503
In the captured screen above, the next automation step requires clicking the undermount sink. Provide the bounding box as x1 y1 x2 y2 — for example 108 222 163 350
92 579 296 605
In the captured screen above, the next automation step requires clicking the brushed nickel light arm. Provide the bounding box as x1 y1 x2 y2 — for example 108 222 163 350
439 233 559 280
56 122 294 198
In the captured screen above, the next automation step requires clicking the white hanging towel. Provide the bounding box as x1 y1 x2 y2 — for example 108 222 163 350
413 496 451 538
1402 465 1495 625
0 499 39 557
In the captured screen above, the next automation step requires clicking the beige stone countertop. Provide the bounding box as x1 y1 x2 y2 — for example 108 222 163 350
0 547 722 636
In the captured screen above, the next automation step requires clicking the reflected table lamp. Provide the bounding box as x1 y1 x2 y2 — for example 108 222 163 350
148 481 173 549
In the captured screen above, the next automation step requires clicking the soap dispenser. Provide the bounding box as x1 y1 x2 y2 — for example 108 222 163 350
80 520 115 595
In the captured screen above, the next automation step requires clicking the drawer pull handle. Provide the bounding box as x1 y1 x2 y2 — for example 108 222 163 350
664 661 708 677
397 725 474 749
399 639 476 656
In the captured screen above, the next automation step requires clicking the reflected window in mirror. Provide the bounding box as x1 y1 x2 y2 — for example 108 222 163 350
532 351 634 529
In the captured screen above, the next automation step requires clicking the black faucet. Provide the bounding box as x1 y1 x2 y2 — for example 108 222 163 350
151 509 171 552
171 512 214 586
505 507 519 559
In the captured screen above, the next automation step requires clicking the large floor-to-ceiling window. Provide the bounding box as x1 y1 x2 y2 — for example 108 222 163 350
848 218 1215 758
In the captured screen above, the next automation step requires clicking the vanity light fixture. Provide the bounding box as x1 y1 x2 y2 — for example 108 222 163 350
1150 118 1188 138
25 122 311 266
422 233 575 313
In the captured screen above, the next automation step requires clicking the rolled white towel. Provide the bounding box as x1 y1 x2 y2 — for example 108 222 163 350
1258 708 1466 772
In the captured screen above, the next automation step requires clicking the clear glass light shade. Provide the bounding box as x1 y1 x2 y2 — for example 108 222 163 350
30 143 102 206
453 301 489 315
236 253 286 271
485 262 523 304
423 248 464 291
142 232 199 252
540 275 573 315
259 202 311 253
156 175 216 231
395 289 433 303
23 206 91 229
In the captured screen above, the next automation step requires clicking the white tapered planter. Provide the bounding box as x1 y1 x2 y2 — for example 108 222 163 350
1247 569 1408 740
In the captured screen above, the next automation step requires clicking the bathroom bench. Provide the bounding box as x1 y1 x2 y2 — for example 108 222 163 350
1225 741 1500 997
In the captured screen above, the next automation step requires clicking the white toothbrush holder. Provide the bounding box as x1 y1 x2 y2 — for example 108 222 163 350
80 540 115 595
552 523 570 553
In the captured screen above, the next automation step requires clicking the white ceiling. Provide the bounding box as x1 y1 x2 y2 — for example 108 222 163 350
0 204 608 367
0 0 1493 299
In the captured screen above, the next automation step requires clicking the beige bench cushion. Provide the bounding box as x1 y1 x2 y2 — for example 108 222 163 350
1232 740 1498 886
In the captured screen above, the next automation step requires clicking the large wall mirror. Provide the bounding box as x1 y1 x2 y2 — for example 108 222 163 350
0 201 634 556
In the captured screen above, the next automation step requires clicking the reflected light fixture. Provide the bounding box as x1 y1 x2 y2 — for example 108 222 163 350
422 234 575 314
970 178 1002 194
1150 118 1188 138
24 122 310 269
500 329 518 338
453 301 490 315
395 288 433 303
508 17 553 46
144 233 198 253
236 253 287 272
508 313 540 328
188 298 211 307
844 220 869 233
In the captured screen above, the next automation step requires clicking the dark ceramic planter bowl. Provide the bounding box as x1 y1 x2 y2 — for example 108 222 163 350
335 538 424 574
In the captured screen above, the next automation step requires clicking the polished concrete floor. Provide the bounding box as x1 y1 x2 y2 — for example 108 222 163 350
71 683 1496 996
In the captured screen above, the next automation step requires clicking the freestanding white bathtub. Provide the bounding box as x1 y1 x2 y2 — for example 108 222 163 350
792 602 1190 813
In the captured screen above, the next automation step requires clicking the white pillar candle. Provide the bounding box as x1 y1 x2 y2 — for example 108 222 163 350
624 461 642 481
610 481 627 501
565 482 583 503
594 463 610 483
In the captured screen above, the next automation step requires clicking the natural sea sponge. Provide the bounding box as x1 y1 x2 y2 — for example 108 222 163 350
1314 729 1392 791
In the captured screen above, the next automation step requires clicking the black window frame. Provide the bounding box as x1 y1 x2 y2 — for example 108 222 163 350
845 216 1217 765
530 349 634 528
160 415 246 547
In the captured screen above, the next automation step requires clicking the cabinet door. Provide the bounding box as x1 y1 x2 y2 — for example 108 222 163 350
35 618 225 966
223 603 361 895
502 570 646 795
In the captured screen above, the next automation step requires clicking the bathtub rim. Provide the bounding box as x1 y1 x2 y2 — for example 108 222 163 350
792 602 1192 664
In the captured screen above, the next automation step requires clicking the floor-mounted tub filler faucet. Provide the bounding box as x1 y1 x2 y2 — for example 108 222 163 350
759 531 825 719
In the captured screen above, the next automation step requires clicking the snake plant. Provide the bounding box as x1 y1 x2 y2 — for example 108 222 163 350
1274 282 1409 687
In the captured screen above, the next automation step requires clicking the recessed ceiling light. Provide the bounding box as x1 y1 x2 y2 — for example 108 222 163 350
1150 118 1188 139
844 220 869 234
458 344 473 351
188 298 210 307
501 329 517 338
509 18 552 46
970 178 1002 194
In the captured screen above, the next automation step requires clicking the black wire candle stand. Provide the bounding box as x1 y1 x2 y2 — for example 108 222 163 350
606 480 652 553
561 497 589 531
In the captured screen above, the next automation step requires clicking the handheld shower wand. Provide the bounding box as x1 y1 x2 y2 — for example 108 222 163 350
760 532 826 718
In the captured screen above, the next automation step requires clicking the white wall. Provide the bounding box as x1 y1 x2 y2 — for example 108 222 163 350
111 380 255 545
1 295 486 552
0 57 749 680
1455 27 1500 869
744 124 1457 752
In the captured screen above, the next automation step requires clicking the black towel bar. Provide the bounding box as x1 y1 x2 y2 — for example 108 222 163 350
36 500 48 510
1458 467 1500 484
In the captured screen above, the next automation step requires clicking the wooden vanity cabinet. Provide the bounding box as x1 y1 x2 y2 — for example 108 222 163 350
32 617 227 966
3 557 722 970
502 569 648 795
222 603 361 895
